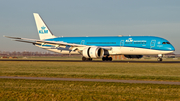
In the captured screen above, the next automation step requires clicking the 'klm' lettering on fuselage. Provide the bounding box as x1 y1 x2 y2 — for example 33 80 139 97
39 26 48 34
126 38 133 42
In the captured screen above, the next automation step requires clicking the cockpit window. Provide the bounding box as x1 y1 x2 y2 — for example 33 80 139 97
162 42 170 44
166 42 170 44
162 42 166 44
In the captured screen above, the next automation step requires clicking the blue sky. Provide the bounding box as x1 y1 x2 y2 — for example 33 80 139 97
1 0 180 53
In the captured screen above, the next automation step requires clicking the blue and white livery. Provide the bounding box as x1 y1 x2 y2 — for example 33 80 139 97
4 13 175 61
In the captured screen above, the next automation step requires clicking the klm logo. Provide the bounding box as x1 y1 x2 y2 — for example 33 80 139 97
126 38 133 42
39 26 48 34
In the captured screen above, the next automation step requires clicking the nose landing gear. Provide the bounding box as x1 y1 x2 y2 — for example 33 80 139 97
157 57 163 62
157 54 163 62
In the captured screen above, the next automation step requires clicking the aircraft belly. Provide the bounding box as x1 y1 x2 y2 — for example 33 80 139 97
120 47 147 55
119 47 174 55
108 47 121 55
35 45 174 56
146 50 174 55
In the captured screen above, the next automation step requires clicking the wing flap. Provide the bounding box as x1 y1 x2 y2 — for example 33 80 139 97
15 40 36 44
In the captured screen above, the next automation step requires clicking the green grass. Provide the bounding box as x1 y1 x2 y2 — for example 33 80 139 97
0 79 180 101
0 61 180 81
1 60 180 100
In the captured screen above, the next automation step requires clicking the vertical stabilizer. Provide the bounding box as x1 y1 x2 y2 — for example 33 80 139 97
33 13 56 40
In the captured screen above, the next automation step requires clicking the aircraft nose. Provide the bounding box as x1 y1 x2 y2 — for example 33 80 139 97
169 45 175 51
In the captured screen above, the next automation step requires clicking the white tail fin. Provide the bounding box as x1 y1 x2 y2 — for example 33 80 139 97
33 13 56 40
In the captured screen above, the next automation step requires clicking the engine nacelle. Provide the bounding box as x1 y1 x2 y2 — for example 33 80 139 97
124 55 143 59
82 47 104 58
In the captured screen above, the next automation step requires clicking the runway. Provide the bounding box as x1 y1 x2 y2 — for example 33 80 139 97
1 76 180 85
0 59 180 63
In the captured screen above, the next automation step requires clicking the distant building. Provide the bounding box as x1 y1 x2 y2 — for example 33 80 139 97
1 56 8 58
111 55 126 60
164 53 176 58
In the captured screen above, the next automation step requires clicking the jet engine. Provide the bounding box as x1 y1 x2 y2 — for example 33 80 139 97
82 47 104 58
124 55 143 59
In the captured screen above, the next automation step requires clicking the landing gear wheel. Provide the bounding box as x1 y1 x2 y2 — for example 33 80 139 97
102 57 106 61
82 57 86 61
102 56 112 61
157 58 163 62
109 57 112 61
88 58 92 61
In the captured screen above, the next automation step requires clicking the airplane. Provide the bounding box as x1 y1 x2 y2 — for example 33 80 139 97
4 13 175 61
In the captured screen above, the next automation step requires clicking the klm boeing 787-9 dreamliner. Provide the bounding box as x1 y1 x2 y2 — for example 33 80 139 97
4 13 175 61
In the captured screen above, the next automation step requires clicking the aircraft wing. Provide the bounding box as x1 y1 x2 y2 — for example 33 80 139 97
4 36 86 47
4 36 112 50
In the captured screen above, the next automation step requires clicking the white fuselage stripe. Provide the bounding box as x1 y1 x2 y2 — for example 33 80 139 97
35 45 174 55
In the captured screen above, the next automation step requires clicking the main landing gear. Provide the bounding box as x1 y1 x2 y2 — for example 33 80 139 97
157 54 163 62
82 56 113 61
102 56 112 61
157 57 163 62
82 57 92 61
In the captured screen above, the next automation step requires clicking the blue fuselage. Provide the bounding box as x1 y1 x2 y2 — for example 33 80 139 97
46 36 175 51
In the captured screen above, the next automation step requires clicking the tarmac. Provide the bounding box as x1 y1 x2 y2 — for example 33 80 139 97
0 59 180 63
1 76 180 85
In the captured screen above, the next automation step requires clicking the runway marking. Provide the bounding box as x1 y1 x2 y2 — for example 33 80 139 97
0 59 180 63
1 76 180 85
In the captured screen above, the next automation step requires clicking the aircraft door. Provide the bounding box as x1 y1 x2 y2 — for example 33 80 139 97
120 40 124 47
81 40 85 45
150 40 156 48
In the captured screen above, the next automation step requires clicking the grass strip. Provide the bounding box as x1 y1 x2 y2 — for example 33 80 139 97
0 61 180 81
0 79 180 101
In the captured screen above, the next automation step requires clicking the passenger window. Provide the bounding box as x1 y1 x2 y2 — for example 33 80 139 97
162 42 166 44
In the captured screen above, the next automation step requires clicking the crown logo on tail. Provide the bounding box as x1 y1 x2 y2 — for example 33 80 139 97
39 26 48 34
